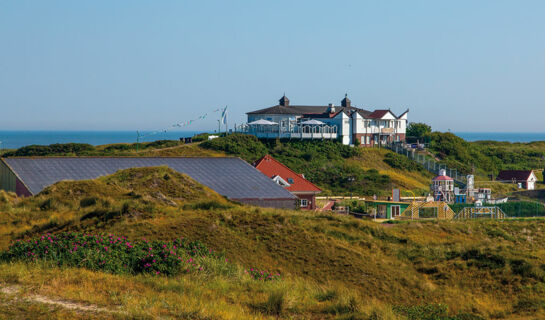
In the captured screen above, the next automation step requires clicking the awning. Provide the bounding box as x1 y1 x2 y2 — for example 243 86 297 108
300 119 325 125
248 119 278 125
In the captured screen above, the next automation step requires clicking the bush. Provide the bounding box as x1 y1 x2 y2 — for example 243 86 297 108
246 268 281 281
80 197 98 208
1 233 219 276
201 133 268 162
3 143 95 157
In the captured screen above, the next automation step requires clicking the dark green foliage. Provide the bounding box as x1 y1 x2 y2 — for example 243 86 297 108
3 140 183 157
460 249 506 269
201 134 390 195
429 132 545 176
80 197 98 208
407 123 432 139
1 233 218 276
200 134 268 162
191 133 210 142
383 152 426 172
3 143 95 157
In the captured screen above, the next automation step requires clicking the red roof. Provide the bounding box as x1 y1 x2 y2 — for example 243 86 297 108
366 109 392 119
253 155 322 194
433 175 453 181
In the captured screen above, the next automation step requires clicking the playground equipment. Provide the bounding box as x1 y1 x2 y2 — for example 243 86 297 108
401 201 456 220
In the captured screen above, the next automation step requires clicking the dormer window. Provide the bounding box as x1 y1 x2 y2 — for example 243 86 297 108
287 178 294 184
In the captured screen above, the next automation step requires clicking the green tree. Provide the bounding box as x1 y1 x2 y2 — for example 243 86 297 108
407 123 432 139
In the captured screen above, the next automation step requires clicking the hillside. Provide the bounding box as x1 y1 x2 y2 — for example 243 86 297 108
2 135 433 196
428 132 545 178
2 168 545 318
201 134 432 196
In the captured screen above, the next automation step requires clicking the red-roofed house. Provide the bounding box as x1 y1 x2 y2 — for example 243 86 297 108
253 155 322 210
496 170 538 190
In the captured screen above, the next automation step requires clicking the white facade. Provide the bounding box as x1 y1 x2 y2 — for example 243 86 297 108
243 96 408 146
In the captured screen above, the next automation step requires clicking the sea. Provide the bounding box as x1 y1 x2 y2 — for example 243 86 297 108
455 132 545 143
0 131 544 150
0 131 206 150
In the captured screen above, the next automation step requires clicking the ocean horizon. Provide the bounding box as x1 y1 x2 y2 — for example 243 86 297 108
454 132 545 143
0 130 208 150
1 130 545 149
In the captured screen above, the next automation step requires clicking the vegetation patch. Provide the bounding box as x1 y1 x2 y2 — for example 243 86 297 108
1 233 218 276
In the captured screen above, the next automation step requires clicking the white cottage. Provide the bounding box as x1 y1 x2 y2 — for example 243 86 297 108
243 95 408 146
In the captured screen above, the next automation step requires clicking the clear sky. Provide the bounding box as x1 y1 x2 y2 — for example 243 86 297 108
1 1 544 132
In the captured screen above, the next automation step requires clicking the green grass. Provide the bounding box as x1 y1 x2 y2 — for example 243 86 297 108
2 168 545 318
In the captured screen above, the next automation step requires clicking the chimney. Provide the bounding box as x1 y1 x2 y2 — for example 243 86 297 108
328 103 336 113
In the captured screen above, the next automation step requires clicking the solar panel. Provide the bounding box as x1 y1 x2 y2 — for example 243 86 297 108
3 157 297 201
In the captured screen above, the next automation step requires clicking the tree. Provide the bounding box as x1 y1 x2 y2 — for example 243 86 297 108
407 122 432 139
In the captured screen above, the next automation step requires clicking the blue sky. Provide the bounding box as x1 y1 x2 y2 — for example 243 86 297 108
1 1 544 132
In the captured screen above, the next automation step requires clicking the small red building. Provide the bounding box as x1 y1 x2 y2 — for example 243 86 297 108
253 155 322 210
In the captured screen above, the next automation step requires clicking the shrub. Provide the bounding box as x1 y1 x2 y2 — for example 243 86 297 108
246 268 281 281
201 133 268 162
3 143 95 157
1 233 219 276
80 197 98 208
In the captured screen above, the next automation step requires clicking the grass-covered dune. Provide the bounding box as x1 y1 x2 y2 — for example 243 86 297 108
1 167 545 318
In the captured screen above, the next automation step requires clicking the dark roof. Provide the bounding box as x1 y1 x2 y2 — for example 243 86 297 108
2 157 297 201
496 170 534 181
366 109 393 119
247 105 371 117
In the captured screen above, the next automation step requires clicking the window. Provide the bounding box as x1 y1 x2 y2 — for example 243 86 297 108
287 178 294 184
300 199 308 207
391 205 401 217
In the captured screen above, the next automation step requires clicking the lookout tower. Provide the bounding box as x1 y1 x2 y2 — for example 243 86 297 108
432 169 455 202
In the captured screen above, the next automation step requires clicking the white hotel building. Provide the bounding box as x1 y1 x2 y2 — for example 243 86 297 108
242 95 409 146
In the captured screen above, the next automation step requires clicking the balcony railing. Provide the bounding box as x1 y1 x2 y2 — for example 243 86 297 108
237 123 338 140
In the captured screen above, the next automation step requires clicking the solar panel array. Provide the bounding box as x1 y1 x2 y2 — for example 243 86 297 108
3 157 297 201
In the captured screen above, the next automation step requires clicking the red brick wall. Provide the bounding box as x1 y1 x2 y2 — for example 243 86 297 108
296 194 316 210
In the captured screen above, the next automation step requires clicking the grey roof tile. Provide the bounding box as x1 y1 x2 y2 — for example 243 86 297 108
3 157 297 200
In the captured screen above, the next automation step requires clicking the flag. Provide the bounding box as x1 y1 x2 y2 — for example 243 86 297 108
221 106 227 125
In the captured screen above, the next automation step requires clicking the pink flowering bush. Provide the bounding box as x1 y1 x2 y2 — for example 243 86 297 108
1 233 218 276
246 268 281 281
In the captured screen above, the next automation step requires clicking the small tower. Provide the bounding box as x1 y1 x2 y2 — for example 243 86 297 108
279 94 290 107
341 93 351 108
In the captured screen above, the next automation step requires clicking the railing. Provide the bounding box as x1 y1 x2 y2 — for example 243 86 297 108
454 207 507 219
400 201 456 220
237 123 339 140
385 142 468 188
